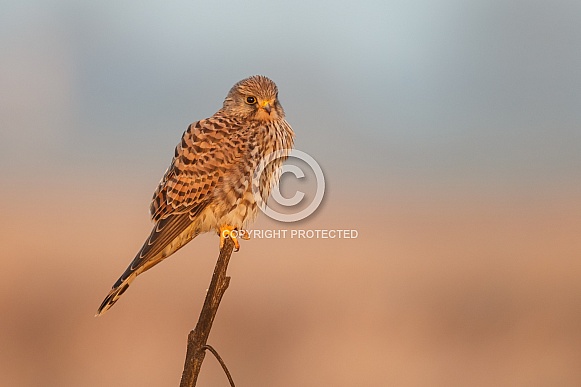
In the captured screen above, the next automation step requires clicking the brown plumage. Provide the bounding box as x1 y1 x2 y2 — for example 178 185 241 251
96 75 294 315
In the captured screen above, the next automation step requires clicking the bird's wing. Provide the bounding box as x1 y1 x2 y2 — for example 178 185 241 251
150 116 248 221
142 116 250 261
111 116 252 287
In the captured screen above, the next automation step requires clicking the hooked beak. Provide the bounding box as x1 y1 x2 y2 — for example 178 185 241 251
261 101 272 114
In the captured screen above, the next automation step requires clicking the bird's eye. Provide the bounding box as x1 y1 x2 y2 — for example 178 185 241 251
245 96 256 104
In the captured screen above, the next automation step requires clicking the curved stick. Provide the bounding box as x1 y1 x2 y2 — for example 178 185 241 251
179 237 235 387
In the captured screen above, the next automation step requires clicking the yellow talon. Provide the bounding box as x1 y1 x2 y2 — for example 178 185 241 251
219 225 240 251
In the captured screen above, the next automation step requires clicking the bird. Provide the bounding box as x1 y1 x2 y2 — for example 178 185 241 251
96 75 295 316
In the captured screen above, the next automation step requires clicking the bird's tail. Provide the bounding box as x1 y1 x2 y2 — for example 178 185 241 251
95 273 137 316
95 245 179 316
96 215 200 316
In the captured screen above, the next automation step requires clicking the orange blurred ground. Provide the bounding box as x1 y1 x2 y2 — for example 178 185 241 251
1 179 580 386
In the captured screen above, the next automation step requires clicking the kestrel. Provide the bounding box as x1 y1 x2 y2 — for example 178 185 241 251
97 75 294 315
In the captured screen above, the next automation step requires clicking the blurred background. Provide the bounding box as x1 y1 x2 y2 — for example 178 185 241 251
2 0 581 386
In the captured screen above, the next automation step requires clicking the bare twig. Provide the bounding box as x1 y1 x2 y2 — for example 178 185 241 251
203 345 235 387
179 237 235 387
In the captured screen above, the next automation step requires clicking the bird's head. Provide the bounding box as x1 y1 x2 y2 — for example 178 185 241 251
222 75 285 122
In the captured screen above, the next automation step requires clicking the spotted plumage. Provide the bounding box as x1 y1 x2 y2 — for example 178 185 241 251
97 75 294 315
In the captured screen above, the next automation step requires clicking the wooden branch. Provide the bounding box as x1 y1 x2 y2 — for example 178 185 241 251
179 237 235 387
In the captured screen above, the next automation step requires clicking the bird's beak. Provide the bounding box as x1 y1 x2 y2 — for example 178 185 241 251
261 101 272 114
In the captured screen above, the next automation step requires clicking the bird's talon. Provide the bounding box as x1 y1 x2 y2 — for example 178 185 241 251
219 225 241 251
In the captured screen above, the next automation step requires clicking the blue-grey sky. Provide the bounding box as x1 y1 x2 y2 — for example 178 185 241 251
1 0 581 196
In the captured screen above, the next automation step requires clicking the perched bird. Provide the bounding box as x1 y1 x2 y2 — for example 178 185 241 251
96 75 294 316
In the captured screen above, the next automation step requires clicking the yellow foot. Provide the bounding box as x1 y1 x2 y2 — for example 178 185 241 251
219 225 241 252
